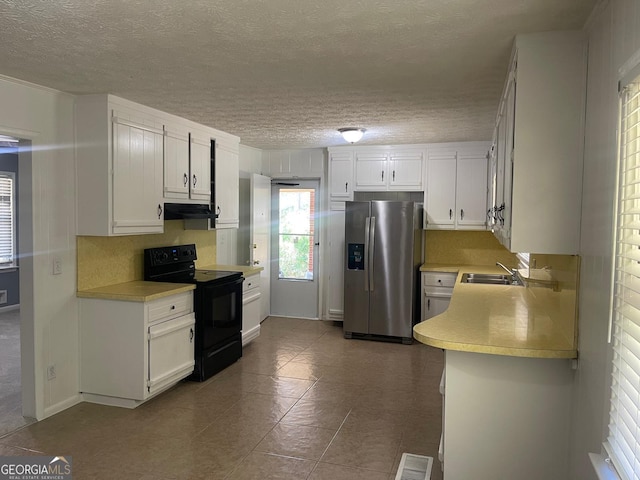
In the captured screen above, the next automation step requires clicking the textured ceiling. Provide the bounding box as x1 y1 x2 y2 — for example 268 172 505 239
0 0 595 149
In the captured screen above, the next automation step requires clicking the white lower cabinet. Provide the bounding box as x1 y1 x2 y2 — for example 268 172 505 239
422 271 456 320
79 291 195 408
242 273 261 345
443 351 573 480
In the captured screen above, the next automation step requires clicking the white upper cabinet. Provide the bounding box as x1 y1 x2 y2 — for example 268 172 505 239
489 31 586 254
163 124 190 199
425 143 489 230
355 152 389 190
328 150 354 200
76 95 165 236
388 151 424 190
329 146 424 193
163 125 211 202
189 131 212 201
456 153 489 229
215 140 240 228
426 151 457 227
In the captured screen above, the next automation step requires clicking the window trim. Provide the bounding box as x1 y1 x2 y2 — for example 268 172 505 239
604 56 640 480
0 171 16 268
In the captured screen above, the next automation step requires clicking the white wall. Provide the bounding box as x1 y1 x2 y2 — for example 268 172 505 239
0 75 78 419
571 1 640 478
239 144 263 175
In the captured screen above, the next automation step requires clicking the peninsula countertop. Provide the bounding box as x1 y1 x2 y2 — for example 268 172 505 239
77 281 195 302
413 264 577 359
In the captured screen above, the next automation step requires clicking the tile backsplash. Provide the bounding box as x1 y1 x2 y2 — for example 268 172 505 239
77 220 217 290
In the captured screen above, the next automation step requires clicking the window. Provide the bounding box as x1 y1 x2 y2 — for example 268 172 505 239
277 188 315 280
0 172 16 266
607 71 640 480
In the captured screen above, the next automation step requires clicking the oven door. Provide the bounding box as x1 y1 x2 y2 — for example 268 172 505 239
196 277 244 350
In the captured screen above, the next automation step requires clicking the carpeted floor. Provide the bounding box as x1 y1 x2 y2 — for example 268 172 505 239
0 309 35 437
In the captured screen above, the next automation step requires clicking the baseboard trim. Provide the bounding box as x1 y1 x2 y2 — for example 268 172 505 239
81 393 142 409
42 394 82 420
0 303 20 313
242 325 261 346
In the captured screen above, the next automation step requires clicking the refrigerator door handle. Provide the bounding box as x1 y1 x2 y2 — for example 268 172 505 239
364 216 371 292
369 216 376 292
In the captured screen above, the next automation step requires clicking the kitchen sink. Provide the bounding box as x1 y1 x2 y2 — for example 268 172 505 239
460 273 522 286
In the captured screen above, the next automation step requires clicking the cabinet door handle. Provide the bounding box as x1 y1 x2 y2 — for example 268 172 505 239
192 174 197 187
393 170 396 181
460 209 464 220
189 328 194 343
381 170 384 181
183 173 188 186
449 209 452 220
345 182 348 192
170 305 175 310
157 204 163 219
428 298 431 310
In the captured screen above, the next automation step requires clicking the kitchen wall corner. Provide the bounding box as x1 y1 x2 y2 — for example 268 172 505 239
77 220 217 290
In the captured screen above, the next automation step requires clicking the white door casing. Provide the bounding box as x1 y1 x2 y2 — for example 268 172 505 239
270 179 319 319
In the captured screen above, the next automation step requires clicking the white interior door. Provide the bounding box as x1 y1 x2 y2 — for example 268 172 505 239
251 174 271 321
270 180 319 319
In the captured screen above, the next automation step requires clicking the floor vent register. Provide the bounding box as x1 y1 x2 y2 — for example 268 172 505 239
395 453 433 480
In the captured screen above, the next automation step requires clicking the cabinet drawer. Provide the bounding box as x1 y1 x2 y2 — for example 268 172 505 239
422 272 457 288
243 274 260 293
147 291 193 324
424 286 453 297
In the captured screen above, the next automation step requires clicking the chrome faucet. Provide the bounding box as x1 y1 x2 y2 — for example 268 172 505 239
496 262 520 285
496 262 513 275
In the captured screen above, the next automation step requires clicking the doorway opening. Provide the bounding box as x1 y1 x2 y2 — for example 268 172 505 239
270 180 319 319
0 134 35 435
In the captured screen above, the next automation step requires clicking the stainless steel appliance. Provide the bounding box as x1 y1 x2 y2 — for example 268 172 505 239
344 201 422 343
144 244 243 381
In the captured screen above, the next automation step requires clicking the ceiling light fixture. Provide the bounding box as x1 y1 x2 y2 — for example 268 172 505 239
0 135 19 143
338 128 365 144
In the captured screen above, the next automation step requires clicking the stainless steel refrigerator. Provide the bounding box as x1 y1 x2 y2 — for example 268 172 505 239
344 201 423 343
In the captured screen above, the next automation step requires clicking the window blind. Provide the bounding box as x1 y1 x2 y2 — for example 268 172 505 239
0 173 15 265
607 78 640 480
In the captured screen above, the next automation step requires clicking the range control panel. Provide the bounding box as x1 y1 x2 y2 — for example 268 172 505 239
145 244 197 267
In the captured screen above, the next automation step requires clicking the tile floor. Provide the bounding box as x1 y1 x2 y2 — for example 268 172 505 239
0 317 444 480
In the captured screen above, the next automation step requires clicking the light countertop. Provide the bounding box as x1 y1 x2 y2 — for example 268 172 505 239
413 264 577 359
199 264 264 276
77 281 195 302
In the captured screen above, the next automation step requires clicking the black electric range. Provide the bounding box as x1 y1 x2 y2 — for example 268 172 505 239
144 244 244 381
